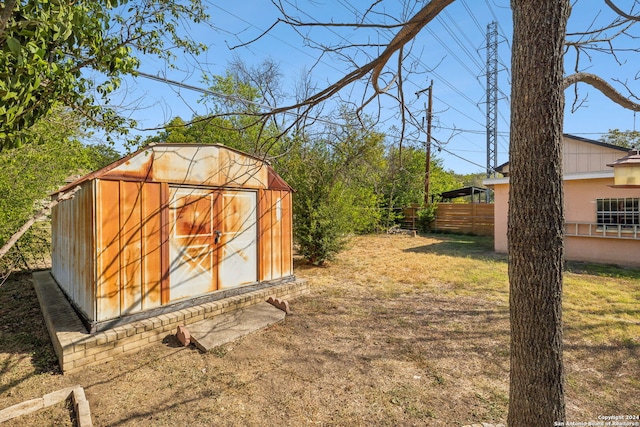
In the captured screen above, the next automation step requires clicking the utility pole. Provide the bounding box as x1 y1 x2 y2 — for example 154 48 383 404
416 81 434 205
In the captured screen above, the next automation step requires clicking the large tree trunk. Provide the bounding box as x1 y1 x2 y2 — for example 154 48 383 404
508 1 570 425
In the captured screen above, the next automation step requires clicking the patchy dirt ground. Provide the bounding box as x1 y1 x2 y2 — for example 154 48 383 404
0 234 638 426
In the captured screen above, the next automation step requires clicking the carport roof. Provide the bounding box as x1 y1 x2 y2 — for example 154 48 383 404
438 186 489 200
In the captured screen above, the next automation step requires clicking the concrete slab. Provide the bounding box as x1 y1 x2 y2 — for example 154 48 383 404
188 302 286 351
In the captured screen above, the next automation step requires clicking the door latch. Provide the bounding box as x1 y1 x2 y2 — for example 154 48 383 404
214 230 222 244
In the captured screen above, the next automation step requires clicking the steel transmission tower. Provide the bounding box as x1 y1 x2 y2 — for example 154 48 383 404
486 21 498 178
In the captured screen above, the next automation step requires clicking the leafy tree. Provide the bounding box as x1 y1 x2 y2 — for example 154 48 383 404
455 172 489 189
146 63 287 158
284 116 385 265
285 139 351 265
383 146 426 214
0 0 208 150
308 109 387 235
382 145 461 226
428 159 462 200
0 108 118 247
600 129 640 149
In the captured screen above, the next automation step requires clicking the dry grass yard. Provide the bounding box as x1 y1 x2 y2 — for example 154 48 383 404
0 233 638 426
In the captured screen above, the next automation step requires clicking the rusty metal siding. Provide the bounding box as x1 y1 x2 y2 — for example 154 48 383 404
141 182 162 310
168 187 218 301
271 191 283 279
160 183 170 305
95 179 163 322
120 181 143 314
258 189 274 281
96 179 121 321
167 187 259 299
152 146 218 185
105 145 270 189
217 147 266 188
52 144 277 197
257 189 293 281
51 181 95 321
281 191 293 276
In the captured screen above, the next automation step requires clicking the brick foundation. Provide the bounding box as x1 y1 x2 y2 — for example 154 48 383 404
32 271 309 373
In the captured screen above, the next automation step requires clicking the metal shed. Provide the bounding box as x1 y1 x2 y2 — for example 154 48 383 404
51 143 294 331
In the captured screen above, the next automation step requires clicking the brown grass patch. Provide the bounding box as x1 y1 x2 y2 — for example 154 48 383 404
0 234 638 426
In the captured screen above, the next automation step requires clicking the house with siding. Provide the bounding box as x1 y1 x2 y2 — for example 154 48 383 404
484 134 640 266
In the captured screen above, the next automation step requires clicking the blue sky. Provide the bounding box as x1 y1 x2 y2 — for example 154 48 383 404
106 0 640 175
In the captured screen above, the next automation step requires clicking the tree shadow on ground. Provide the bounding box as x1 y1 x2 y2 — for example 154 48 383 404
0 272 59 372
406 233 640 280
0 272 61 398
404 233 505 262
565 260 640 280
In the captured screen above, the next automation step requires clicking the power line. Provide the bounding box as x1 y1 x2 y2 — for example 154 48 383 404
134 70 343 128
336 0 509 160
205 1 346 75
135 70 498 137
425 26 480 80
134 69 498 169
334 0 487 116
137 1 514 171
483 0 512 50
461 0 487 35
438 11 485 70
399 135 488 170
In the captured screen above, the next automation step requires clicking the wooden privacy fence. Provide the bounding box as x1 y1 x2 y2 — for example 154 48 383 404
433 203 494 237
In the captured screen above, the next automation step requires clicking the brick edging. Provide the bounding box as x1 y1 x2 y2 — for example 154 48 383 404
0 385 92 426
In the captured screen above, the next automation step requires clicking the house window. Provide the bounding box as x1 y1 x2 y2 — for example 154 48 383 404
596 198 640 228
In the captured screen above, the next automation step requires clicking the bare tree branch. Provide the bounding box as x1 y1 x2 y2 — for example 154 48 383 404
363 1 384 24
270 0 406 30
228 19 282 50
566 13 632 38
564 72 640 111
605 0 640 21
370 0 455 93
256 0 455 122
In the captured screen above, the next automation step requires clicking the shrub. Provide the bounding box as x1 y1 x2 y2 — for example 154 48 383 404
416 203 437 233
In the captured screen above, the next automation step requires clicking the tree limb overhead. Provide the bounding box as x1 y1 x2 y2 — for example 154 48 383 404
564 72 640 111
605 0 640 21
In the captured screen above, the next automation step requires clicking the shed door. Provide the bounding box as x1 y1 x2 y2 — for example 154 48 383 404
169 188 218 301
219 190 258 289
168 187 258 301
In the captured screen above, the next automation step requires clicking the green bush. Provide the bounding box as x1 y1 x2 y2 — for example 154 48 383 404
416 204 438 233
294 197 349 266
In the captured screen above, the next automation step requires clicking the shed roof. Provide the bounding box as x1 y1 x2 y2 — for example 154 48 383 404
54 143 292 195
